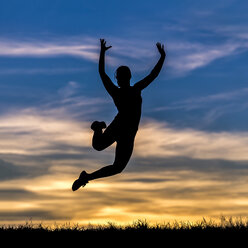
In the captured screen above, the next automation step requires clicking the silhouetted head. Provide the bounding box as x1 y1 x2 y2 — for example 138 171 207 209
115 66 131 88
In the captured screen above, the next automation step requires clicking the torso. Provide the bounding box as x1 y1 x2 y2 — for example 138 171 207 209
111 86 142 133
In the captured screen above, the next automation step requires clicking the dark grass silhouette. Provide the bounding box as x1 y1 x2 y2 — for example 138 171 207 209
1 217 248 245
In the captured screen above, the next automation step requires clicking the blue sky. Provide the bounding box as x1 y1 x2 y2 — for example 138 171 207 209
0 0 248 225
1 0 248 130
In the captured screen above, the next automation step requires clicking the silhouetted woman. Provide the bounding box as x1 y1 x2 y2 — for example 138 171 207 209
72 39 165 191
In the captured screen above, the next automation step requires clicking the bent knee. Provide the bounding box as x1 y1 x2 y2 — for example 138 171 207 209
112 163 126 174
92 142 105 151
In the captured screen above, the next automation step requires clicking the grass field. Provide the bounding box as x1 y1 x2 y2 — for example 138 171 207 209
1 217 247 246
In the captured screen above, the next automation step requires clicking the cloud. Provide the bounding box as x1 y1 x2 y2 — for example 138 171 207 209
0 83 113 179
104 36 248 76
0 38 99 61
0 159 26 181
41 81 112 121
1 34 247 78
2 102 248 168
0 36 158 74
1 156 246 224
57 81 81 98
1 85 248 224
167 40 246 74
0 67 86 75
0 109 92 156
160 20 248 75
154 87 248 125
156 87 248 111
135 120 248 160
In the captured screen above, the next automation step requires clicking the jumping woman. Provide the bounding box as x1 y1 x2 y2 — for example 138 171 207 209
72 39 165 191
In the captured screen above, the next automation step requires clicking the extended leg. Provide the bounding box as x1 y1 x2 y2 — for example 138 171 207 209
87 138 134 181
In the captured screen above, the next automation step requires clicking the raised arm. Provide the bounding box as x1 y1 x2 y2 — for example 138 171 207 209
99 39 117 96
134 43 166 91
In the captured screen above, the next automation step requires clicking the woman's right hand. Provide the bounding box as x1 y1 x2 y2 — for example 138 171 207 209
156 42 166 57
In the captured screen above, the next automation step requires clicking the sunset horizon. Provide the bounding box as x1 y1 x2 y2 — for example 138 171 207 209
0 0 248 226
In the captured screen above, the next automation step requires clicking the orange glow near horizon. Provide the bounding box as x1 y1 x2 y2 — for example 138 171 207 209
0 110 248 226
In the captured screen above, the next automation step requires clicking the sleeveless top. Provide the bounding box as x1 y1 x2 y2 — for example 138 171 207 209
111 86 142 134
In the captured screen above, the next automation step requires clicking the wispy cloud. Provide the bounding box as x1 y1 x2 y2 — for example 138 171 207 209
0 67 86 75
167 40 247 74
156 88 248 111
0 36 157 72
135 119 248 160
0 38 99 61
106 35 248 75
1 33 247 77
155 87 248 125
3 106 248 164
0 81 110 158
3 102 248 163
160 19 248 75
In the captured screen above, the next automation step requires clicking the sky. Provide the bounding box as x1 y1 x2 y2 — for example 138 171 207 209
0 0 248 225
